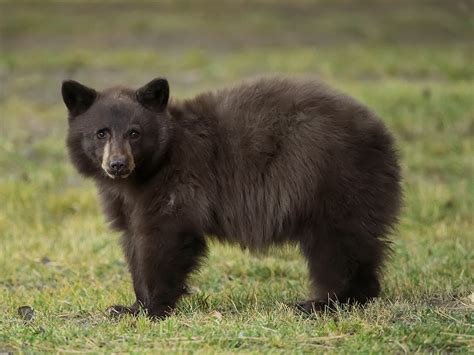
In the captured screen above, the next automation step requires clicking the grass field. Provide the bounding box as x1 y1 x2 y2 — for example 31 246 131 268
0 0 473 352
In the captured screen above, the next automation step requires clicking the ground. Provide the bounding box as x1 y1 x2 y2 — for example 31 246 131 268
0 0 473 352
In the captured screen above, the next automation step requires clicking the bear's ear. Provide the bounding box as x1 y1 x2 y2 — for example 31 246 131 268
136 78 169 112
61 80 97 117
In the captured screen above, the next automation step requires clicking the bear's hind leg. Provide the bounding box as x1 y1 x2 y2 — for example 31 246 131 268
298 229 386 313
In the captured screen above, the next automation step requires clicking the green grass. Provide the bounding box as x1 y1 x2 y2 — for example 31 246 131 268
0 0 473 352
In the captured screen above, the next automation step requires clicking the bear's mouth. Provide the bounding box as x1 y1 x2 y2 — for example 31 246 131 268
104 168 132 179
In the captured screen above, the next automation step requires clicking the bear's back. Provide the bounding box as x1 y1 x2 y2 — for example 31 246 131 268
185 78 393 249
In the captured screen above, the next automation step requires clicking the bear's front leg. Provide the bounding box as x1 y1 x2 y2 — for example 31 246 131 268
132 217 208 319
106 235 144 318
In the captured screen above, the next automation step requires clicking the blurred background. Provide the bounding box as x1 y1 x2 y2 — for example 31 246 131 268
0 0 472 352
2 1 472 99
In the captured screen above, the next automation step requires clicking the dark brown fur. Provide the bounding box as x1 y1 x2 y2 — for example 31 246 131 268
61 77 402 318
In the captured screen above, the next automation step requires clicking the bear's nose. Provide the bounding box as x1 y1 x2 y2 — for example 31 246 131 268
109 160 126 174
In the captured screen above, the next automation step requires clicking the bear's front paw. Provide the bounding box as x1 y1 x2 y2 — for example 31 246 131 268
294 300 336 314
106 304 139 318
146 304 174 321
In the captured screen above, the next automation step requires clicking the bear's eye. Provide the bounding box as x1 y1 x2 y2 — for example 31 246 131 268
96 129 107 139
129 130 140 139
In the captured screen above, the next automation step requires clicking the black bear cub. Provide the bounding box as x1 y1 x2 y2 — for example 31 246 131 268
61 77 401 319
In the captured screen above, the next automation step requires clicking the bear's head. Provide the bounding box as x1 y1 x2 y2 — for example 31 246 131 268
61 78 172 181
